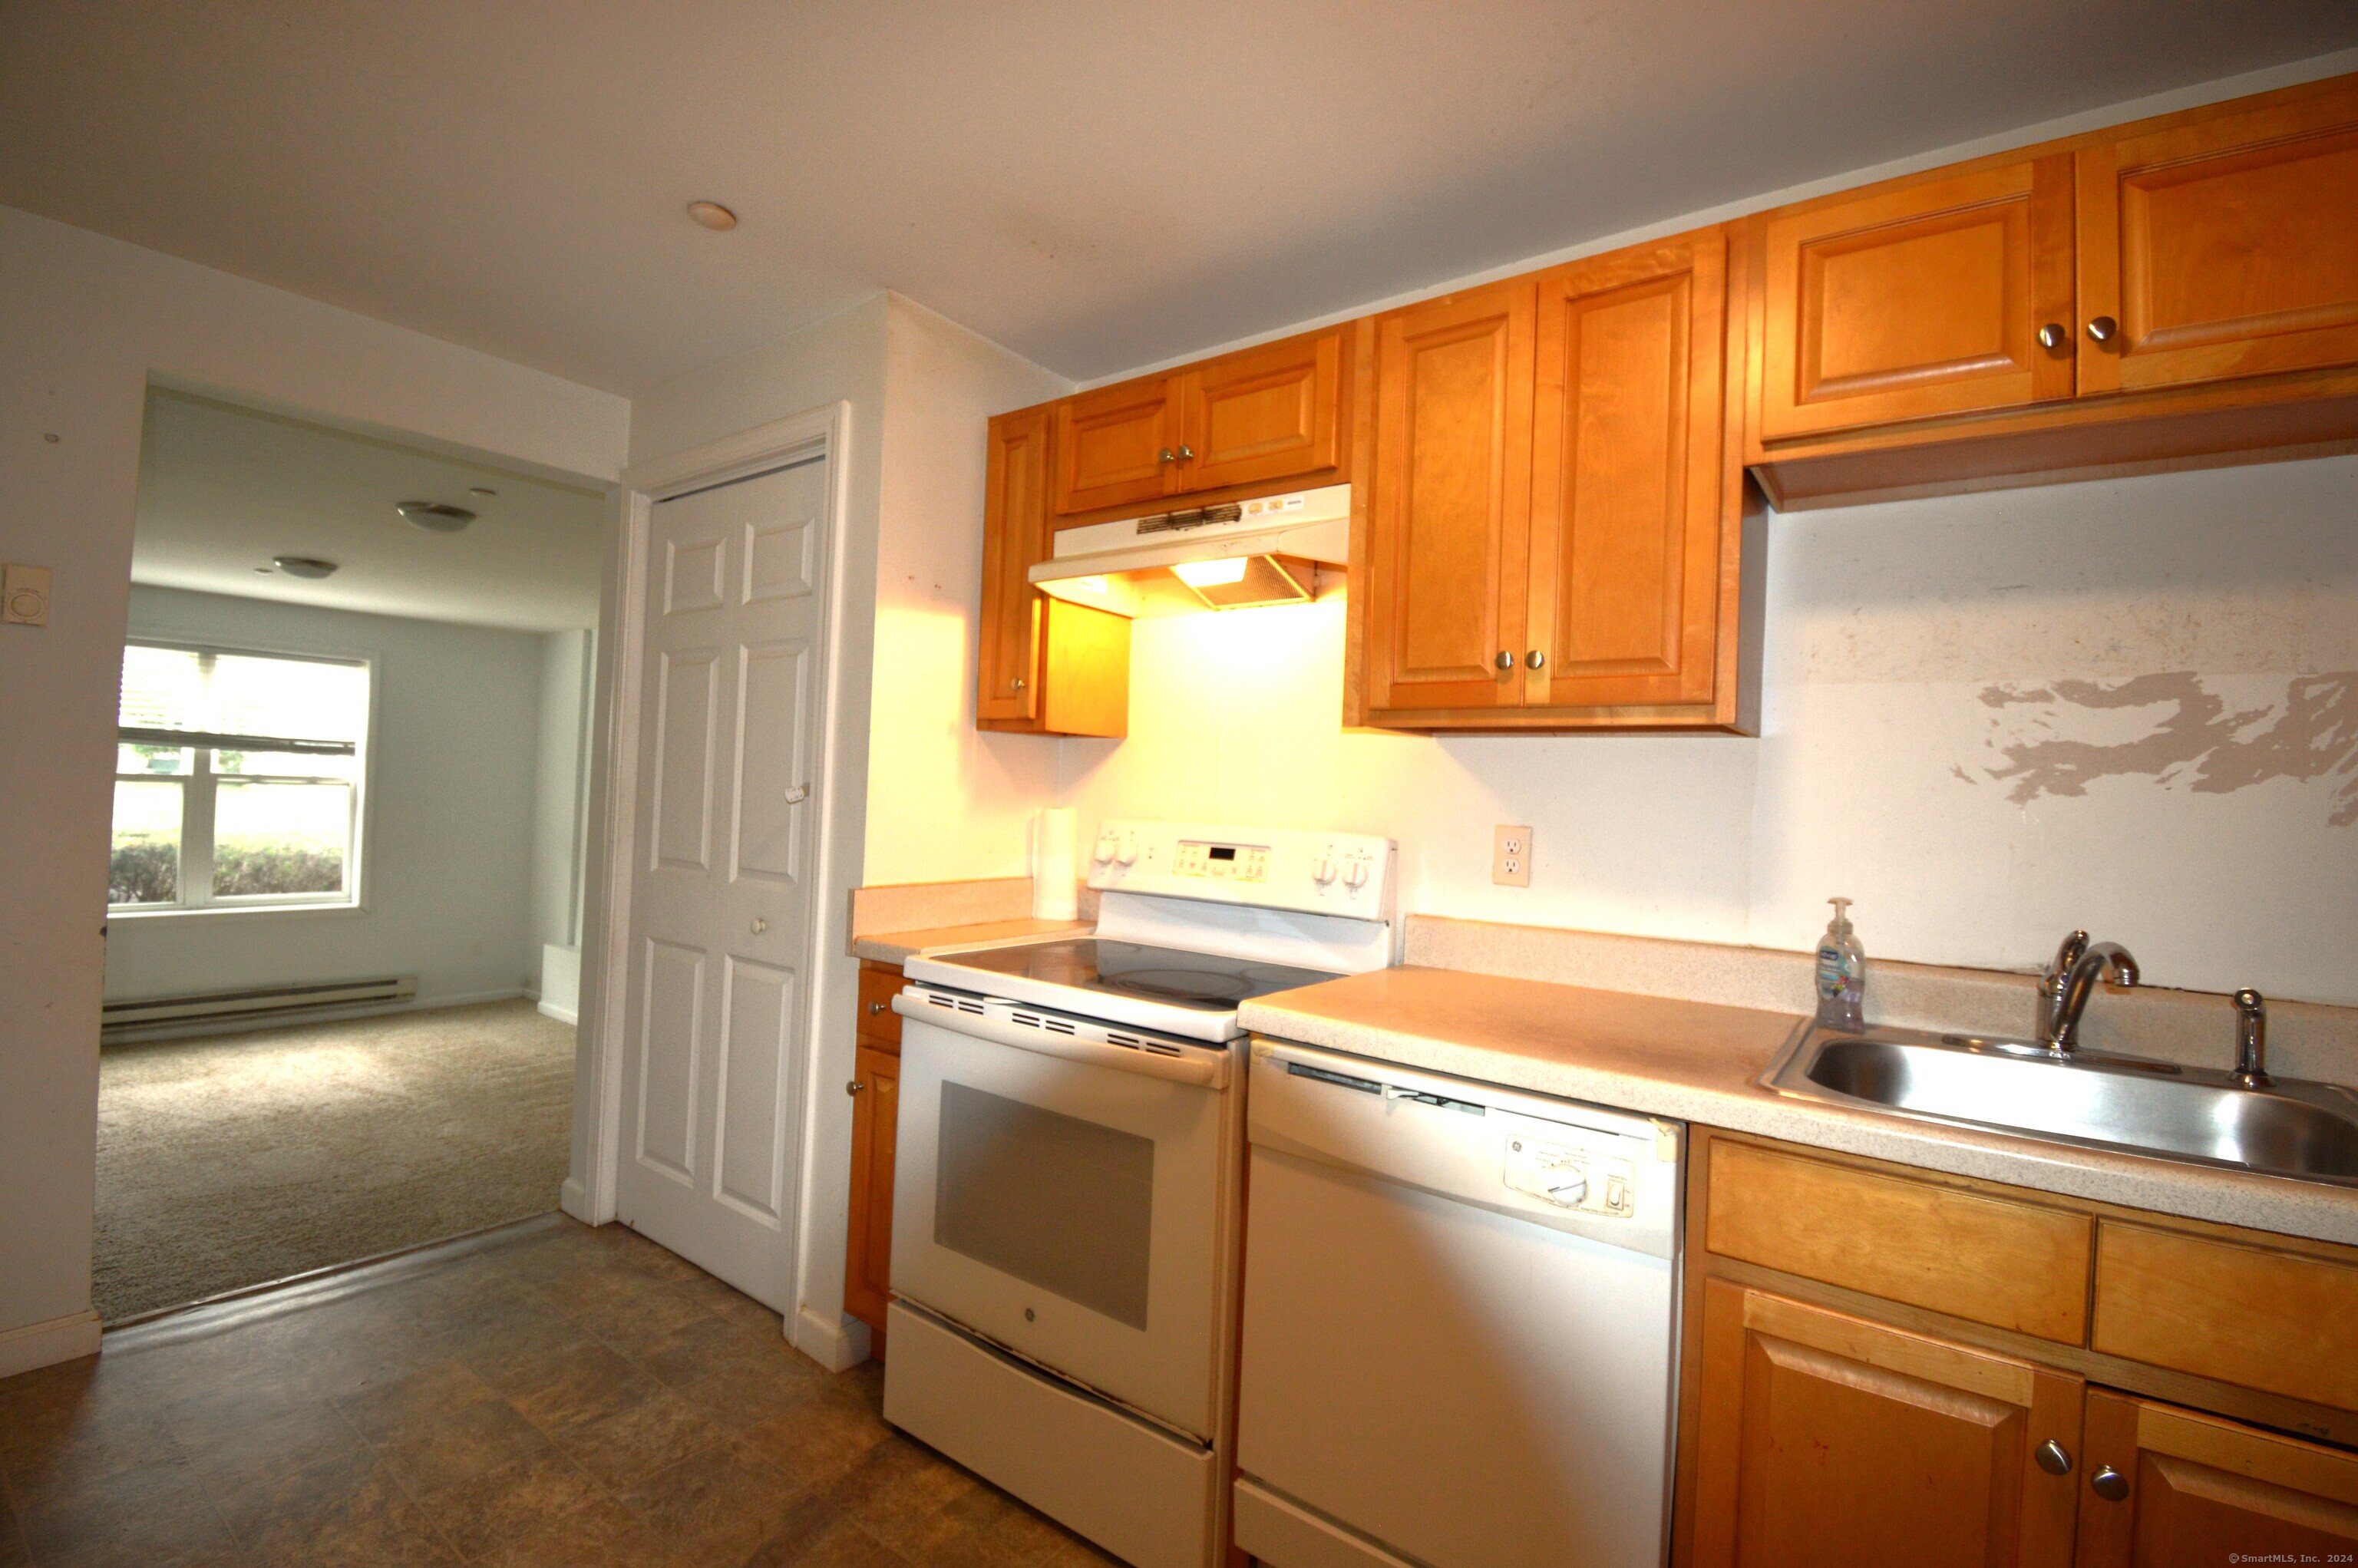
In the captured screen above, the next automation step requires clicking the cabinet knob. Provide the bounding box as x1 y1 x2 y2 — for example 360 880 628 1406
1010 676 1026 690
1158 447 1176 464
2086 315 2119 343
867 1000 888 1015
2038 322 2069 350
2090 1464 2129 1502
846 1079 866 1096
1525 649 1545 670
2034 1439 2072 1476
1494 650 1513 671
1176 444 1194 461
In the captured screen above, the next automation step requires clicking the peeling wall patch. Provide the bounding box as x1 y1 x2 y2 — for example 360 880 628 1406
1970 672 2358 827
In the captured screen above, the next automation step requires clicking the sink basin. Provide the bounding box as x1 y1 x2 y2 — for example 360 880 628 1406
1761 1024 2358 1187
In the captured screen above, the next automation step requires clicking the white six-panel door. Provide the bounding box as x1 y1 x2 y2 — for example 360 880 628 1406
617 456 830 1309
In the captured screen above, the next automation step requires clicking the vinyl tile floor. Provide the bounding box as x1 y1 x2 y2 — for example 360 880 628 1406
0 1214 1125 1567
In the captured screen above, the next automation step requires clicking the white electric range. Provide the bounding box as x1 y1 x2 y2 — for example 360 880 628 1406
882 820 1398 1568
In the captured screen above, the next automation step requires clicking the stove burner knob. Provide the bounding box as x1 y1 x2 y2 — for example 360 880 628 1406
1092 832 1119 864
1342 859 1368 890
1115 833 1140 867
1312 856 1338 886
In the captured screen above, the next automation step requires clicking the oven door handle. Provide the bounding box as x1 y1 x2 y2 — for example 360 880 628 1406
893 992 1229 1089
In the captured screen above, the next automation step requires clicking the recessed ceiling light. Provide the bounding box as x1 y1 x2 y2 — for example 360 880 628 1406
686 200 738 231
273 556 339 579
396 500 477 533
468 485 498 497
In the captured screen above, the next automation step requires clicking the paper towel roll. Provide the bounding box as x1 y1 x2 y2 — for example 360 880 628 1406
1031 807 1079 920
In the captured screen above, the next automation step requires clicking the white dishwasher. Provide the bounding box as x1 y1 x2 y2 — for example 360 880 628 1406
1233 1040 1683 1568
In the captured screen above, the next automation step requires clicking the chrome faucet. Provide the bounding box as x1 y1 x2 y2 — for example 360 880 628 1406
2036 931 2142 1052
2231 989 2270 1089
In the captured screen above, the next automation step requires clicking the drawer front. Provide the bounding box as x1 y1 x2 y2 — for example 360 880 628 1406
1705 1141 2092 1342
2092 1222 2358 1413
857 964 904 1050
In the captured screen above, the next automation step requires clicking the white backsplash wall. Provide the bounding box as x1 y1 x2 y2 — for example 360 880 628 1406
1059 454 2358 1008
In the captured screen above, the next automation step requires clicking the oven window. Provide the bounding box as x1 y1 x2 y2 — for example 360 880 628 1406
934 1082 1155 1330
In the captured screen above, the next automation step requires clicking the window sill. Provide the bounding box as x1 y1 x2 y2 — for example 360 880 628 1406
107 900 368 923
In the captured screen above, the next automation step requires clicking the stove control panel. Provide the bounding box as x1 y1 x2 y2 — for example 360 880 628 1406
1088 820 1397 923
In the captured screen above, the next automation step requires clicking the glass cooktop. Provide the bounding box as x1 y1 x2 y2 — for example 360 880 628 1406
926 937 1341 1013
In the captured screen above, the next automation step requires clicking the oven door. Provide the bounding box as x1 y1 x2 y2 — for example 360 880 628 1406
890 1002 1236 1441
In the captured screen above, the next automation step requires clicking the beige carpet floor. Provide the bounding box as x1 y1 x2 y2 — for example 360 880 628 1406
96 999 576 1322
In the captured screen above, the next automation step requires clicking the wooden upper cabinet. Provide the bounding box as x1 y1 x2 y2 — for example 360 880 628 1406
1177 328 1346 493
977 408 1049 723
1525 230 1726 710
2077 1390 2358 1566
1688 1282 2083 1568
1055 375 1182 514
1052 328 1350 515
2078 76 2358 397
1362 279 1536 715
1759 155 2076 441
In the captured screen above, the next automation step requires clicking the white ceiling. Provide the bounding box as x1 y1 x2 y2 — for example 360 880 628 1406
134 390 610 632
6 4 2356 393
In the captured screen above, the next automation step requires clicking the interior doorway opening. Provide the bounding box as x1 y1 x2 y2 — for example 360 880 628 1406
95 383 613 1323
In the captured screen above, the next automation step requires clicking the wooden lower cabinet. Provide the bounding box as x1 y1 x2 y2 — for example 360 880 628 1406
843 962 903 1355
2076 1389 2358 1565
1688 1282 2083 1568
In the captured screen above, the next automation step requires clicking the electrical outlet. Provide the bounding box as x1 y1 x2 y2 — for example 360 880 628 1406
1492 824 1532 887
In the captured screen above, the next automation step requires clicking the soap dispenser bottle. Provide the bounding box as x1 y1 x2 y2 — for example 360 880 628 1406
1815 897 1866 1032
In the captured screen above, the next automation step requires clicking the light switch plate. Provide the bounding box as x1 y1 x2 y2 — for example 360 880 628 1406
1492 824 1532 887
3 564 51 626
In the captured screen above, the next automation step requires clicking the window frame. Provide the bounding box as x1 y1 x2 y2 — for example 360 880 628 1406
109 637 378 919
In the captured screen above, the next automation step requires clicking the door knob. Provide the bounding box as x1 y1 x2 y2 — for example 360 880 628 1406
2090 1464 2129 1502
2087 315 2119 343
783 783 810 804
1494 650 1513 671
2038 322 2069 349
1526 650 1545 670
2034 1439 2072 1476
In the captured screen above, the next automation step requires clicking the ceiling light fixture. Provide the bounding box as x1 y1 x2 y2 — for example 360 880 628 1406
685 200 738 231
272 556 339 579
396 500 477 533
467 485 497 497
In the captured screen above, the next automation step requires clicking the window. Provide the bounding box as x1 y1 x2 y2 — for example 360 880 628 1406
111 642 371 913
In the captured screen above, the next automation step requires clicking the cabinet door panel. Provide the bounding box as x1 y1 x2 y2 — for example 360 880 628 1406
1363 281 1536 714
1179 328 1345 493
1760 157 2076 439
843 1042 900 1342
977 408 1049 722
1690 1282 2081 1568
2079 81 2358 395
1525 232 1724 708
2076 1390 2358 1567
1055 376 1179 514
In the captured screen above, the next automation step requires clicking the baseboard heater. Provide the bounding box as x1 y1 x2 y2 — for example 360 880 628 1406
103 975 418 1041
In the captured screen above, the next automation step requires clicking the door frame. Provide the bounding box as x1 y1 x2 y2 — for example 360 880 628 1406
570 400 860 1361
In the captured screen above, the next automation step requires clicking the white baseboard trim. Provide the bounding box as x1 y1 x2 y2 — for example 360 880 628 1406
0 1309 102 1378
537 999 580 1026
794 1305 873 1371
560 1177 592 1224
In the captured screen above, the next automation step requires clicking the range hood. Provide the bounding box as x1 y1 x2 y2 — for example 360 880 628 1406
1029 484 1349 617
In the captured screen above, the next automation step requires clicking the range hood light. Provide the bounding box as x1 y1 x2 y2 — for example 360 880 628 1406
1172 558 1250 589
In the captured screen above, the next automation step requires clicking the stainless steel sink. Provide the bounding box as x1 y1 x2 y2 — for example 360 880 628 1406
1761 1023 2358 1187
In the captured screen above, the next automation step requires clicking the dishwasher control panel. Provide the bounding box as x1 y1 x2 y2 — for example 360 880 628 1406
1503 1136 1638 1219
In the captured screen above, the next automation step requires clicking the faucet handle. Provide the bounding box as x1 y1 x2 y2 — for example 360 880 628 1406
2232 989 2269 1088
2045 930 2092 986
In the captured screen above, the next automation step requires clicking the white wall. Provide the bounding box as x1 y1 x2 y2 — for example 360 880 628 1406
529 628 595 979
866 297 1072 884
1063 456 2358 1006
0 203 628 1365
107 587 547 1007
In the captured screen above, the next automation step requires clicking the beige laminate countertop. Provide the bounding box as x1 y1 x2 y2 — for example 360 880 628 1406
1238 964 2358 1249
852 917 1089 967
